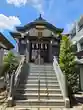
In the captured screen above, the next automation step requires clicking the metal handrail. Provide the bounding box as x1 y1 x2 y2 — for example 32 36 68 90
38 49 40 101
44 65 49 100
14 55 25 87
53 56 70 108
9 55 25 99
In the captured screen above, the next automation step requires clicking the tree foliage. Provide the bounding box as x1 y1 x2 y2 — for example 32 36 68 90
1 51 19 76
59 35 79 93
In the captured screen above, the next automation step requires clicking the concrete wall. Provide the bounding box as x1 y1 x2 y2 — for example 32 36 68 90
80 65 83 91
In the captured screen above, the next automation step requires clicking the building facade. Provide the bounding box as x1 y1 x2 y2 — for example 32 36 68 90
69 16 83 91
70 16 83 56
10 15 63 64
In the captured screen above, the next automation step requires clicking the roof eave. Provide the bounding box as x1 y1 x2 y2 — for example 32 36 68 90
16 21 64 34
9 32 21 39
0 33 14 49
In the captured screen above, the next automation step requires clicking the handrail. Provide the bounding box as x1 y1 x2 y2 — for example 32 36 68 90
14 55 25 87
53 56 70 108
38 51 40 101
9 55 25 101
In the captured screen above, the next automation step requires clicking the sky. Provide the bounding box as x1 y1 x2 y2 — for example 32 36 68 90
0 0 83 47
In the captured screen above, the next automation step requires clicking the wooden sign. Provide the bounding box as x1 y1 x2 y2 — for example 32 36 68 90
36 25 45 29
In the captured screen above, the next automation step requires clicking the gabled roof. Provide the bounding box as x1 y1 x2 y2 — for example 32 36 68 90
15 15 63 33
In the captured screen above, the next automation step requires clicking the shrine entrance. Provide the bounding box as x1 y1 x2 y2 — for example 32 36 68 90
29 41 49 64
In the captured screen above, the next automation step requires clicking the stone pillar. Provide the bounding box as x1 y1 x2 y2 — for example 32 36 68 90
49 40 52 62
77 42 81 52
80 65 83 91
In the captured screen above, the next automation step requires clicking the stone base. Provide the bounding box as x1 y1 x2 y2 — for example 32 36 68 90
65 98 70 108
8 97 13 107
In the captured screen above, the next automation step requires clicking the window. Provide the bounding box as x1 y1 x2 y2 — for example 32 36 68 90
78 17 83 31
81 43 83 50
72 44 77 52
78 23 83 31
79 24 83 30
70 28 76 39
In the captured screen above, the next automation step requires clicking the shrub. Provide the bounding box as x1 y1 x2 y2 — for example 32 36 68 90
0 51 19 77
59 35 79 93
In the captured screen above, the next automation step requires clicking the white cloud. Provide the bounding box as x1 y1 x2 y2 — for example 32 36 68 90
7 0 27 6
0 14 21 31
6 0 44 15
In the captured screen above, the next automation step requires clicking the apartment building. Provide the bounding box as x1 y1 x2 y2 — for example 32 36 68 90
69 16 83 91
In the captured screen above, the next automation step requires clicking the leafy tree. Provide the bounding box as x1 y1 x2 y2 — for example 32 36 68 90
59 35 79 93
1 51 19 76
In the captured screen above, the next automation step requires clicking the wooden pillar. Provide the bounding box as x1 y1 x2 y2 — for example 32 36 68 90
26 40 30 63
29 42 32 62
49 40 52 62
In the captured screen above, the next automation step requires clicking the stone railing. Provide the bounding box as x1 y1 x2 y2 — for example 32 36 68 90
14 55 25 87
8 55 25 107
53 56 70 108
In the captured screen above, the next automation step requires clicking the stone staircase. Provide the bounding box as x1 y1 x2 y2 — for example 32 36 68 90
14 63 65 107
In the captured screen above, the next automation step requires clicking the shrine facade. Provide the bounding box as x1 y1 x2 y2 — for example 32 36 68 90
10 15 63 64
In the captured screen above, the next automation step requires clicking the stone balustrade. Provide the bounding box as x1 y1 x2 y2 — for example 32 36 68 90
53 56 70 108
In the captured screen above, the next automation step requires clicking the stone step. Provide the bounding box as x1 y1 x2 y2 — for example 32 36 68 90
27 76 57 79
21 80 58 84
14 107 64 110
19 84 60 89
20 80 58 84
19 83 59 86
0 95 5 100
29 70 54 72
15 99 65 107
28 74 56 77
27 75 55 77
29 71 54 73
28 74 55 76
22 79 58 82
29 64 53 68
15 93 63 100
29 72 55 74
16 88 61 94
30 65 53 67
29 65 53 68
27 77 57 80
26 78 57 81
28 75 56 77
30 67 53 69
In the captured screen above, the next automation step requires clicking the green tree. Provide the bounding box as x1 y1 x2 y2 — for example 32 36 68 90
1 51 18 76
59 35 79 93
